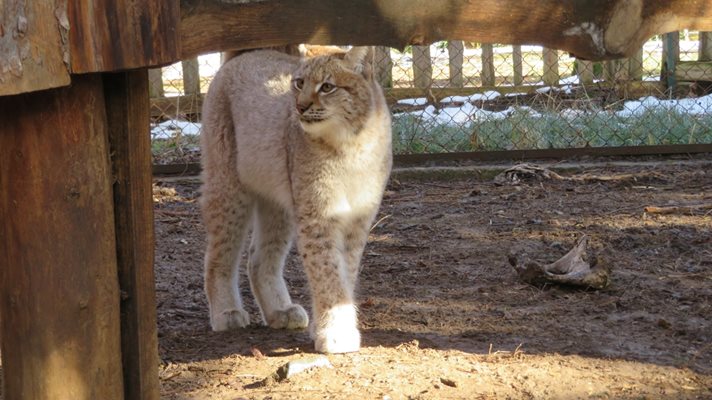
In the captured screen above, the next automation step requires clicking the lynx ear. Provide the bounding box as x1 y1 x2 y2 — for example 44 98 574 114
344 46 373 80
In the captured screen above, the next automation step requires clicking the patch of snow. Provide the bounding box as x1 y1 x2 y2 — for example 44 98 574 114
152 120 202 138
470 91 501 102
397 97 428 106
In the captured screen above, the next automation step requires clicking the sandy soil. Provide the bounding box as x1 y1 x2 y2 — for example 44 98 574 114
153 159 712 399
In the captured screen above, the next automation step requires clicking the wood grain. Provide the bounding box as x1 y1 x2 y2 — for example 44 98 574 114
0 0 70 96
180 0 712 60
103 71 161 400
0 75 124 399
68 0 180 73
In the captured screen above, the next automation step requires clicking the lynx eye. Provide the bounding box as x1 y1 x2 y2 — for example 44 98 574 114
319 82 336 94
293 78 304 91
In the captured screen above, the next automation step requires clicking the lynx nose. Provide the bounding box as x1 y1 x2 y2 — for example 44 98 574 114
296 101 312 114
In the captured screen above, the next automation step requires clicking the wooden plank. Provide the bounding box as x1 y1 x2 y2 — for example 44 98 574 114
68 0 180 73
480 44 495 86
542 48 559 86
148 69 165 98
182 58 201 95
447 41 464 88
628 48 644 80
512 45 523 85
412 46 432 88
0 75 124 399
674 61 712 81
699 32 712 61
180 0 712 61
662 31 680 88
103 71 160 400
374 47 393 88
0 0 70 96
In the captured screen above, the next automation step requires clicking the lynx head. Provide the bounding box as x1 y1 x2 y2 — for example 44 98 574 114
291 46 377 143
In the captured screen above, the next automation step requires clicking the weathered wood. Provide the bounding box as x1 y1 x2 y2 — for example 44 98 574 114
674 61 712 81
0 75 124 399
182 58 201 95
148 69 165 98
512 45 524 85
699 32 712 61
447 41 464 88
374 47 393 88
180 0 712 61
577 60 595 84
0 0 70 96
542 48 560 86
480 44 495 86
68 0 180 73
662 31 680 87
103 71 160 400
629 48 644 80
412 46 432 88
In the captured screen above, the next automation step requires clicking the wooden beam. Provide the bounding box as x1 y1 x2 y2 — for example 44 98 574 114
0 75 124 399
179 0 712 61
103 71 161 400
68 0 180 73
0 0 70 96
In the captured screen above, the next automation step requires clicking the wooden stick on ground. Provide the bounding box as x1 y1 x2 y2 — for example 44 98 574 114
644 204 712 215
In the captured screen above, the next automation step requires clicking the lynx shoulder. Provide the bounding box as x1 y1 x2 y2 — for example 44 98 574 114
200 47 392 353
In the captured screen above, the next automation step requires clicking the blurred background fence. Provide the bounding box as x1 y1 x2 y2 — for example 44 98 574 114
150 31 712 165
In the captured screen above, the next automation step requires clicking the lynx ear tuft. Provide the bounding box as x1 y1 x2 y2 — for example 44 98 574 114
344 46 373 80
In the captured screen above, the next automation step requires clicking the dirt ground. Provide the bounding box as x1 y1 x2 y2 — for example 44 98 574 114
153 158 712 399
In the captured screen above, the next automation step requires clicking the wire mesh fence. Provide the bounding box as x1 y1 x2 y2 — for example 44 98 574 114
150 31 712 165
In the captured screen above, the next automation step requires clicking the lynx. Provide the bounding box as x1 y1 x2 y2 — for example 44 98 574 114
200 47 392 353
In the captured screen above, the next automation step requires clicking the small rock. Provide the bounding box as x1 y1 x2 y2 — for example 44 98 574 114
440 377 458 388
259 356 332 386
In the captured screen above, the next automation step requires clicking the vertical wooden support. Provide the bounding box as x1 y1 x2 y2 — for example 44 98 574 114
480 43 495 86
577 59 595 84
0 75 124 399
662 31 680 88
412 45 432 88
512 45 523 85
374 46 393 88
148 69 165 98
605 59 629 81
103 71 160 400
699 32 712 61
181 58 201 95
542 48 559 86
447 41 464 88
628 48 644 80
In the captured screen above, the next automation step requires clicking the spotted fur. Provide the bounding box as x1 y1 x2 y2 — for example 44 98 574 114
200 47 392 353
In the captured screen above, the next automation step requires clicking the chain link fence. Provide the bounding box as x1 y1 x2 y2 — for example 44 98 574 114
150 32 712 165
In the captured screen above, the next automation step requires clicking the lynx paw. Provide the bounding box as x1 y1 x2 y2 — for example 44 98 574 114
267 304 309 330
210 308 250 331
314 326 361 354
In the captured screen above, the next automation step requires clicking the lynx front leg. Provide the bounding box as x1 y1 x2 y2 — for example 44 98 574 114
202 187 254 331
248 200 308 330
343 215 374 288
297 218 360 354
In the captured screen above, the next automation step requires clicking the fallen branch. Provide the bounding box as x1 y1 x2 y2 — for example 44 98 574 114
494 163 666 185
643 204 712 215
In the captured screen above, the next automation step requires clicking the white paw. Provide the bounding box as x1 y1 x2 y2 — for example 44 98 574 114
210 308 250 331
314 326 361 354
312 304 361 354
267 304 309 330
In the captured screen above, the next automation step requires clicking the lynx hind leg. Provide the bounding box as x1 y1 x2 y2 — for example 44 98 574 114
202 182 254 331
248 199 308 330
297 219 360 353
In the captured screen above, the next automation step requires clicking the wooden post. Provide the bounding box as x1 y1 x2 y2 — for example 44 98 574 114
577 59 595 84
542 48 559 86
374 46 393 88
628 48 644 80
480 43 495 86
447 41 464 88
512 45 524 85
103 71 161 400
699 32 712 61
662 32 680 89
412 45 432 88
148 69 165 98
0 75 125 400
605 59 629 82
181 58 201 95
